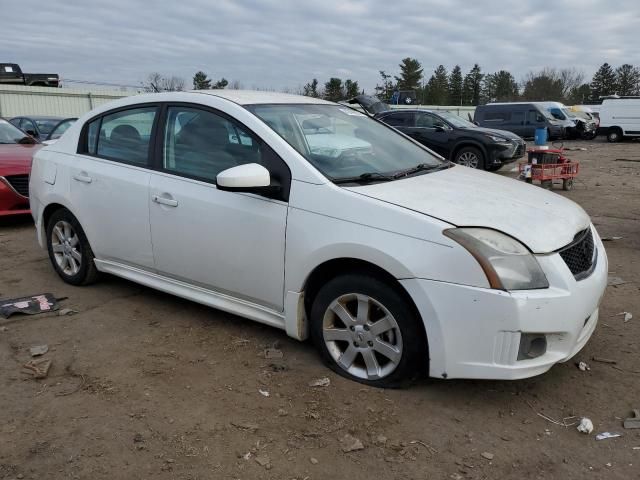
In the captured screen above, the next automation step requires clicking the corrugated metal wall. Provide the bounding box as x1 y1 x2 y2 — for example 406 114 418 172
0 85 132 118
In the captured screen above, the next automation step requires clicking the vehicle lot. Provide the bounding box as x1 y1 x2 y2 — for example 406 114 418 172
1 139 639 479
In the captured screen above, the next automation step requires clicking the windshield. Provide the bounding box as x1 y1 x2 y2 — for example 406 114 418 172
548 107 570 121
49 119 75 139
0 119 33 144
437 111 477 128
34 119 63 135
246 104 443 181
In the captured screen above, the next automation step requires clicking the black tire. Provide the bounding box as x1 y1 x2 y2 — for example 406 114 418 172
46 208 100 286
454 146 485 170
541 179 553 190
607 128 623 143
563 178 574 191
546 128 553 141
309 274 427 388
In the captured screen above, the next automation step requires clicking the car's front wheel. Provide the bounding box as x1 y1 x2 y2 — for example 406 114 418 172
310 274 427 387
454 146 485 169
46 208 100 286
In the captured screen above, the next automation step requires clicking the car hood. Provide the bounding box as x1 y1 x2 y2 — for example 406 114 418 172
344 166 590 253
0 144 40 175
347 94 390 115
459 126 523 141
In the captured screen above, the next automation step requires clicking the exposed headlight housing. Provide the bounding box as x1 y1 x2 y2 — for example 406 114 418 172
485 134 509 142
444 228 549 290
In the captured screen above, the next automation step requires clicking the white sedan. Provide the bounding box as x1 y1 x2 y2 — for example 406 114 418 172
29 90 607 387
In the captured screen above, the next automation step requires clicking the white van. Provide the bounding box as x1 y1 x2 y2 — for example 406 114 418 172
598 97 640 142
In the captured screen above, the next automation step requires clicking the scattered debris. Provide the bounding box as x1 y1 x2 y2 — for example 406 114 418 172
592 356 617 365
481 452 494 460
614 158 640 163
264 348 283 359
596 432 622 441
133 433 144 443
230 421 259 432
58 308 77 316
29 345 49 357
623 410 640 429
577 418 594 434
55 374 86 397
375 435 388 446
242 452 252 460
410 440 438 454
608 276 627 287
309 457 319 465
340 433 364 452
277 408 288 417
0 293 59 319
0 326 8 332
269 362 288 372
22 359 52 379
616 311 633 322
308 377 330 388
564 147 588 151
577 361 591 371
601 236 623 242
259 389 270 397
254 454 270 467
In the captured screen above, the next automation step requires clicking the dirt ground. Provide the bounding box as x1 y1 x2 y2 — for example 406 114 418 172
1 138 639 480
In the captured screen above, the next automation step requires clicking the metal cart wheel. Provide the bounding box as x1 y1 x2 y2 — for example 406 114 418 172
541 179 553 190
563 178 574 191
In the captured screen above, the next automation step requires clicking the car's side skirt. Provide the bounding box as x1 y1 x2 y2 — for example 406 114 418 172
94 259 286 330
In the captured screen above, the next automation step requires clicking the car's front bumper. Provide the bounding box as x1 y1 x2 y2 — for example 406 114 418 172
401 227 608 380
489 140 526 165
0 177 30 217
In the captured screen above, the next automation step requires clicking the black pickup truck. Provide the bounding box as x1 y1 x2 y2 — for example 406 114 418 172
0 63 60 87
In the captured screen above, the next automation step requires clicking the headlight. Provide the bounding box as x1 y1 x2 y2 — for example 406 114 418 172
485 134 509 142
444 228 549 290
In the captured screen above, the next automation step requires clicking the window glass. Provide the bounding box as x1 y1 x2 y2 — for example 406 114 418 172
163 106 262 182
382 112 414 127
20 119 35 133
247 104 442 181
34 119 61 135
416 113 437 128
528 110 544 123
96 107 157 165
48 119 75 140
484 111 510 121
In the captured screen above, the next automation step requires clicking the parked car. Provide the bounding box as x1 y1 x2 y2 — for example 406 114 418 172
30 91 607 387
0 63 60 87
0 118 41 216
541 102 597 140
9 116 77 142
349 95 525 171
597 97 640 142
474 102 572 140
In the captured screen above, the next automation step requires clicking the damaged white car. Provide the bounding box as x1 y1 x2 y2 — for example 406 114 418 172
29 90 607 387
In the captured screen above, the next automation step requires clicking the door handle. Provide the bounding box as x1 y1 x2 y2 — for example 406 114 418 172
73 172 92 184
152 194 178 207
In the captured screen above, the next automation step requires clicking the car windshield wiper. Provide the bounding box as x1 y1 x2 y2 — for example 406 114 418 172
392 162 449 179
332 172 396 184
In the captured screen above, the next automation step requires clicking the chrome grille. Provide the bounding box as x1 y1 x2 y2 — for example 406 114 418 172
558 228 595 279
4 174 29 197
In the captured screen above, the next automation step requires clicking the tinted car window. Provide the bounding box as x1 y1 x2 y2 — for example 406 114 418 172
96 107 157 165
484 111 510 121
20 119 36 133
382 112 415 127
416 113 438 128
48 119 75 140
163 106 262 182
528 110 544 123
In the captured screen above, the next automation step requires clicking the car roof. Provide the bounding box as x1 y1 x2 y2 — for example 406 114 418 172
190 89 334 105
11 115 67 121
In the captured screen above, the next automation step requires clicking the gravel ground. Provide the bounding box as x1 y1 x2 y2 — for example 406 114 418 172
1 138 639 480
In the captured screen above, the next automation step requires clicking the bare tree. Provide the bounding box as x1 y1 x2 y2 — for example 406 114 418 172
144 72 185 92
228 79 243 90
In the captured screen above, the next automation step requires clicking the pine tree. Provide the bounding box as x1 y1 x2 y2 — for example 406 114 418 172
463 64 484 105
303 79 320 97
343 79 360 98
395 58 423 91
374 71 395 101
192 71 212 90
590 63 617 99
424 65 449 105
448 65 463 105
483 70 519 102
324 78 344 102
615 64 640 96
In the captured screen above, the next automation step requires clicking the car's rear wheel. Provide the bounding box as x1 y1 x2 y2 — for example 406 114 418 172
454 146 485 169
310 274 427 388
607 128 623 143
46 209 100 286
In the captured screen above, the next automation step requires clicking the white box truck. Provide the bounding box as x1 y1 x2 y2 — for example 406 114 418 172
598 97 640 142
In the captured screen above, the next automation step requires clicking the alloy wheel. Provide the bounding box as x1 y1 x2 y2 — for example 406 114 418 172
457 151 479 168
51 220 82 276
322 293 403 380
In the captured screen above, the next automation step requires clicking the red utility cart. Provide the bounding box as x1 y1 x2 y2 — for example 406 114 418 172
518 147 579 191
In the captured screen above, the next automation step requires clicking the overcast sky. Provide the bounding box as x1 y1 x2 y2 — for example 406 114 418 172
4 0 640 92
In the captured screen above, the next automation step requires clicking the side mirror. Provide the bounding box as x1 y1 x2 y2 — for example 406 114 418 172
434 124 446 132
216 163 278 194
26 129 38 138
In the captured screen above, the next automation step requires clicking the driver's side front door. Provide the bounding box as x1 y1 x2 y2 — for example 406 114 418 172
408 112 453 158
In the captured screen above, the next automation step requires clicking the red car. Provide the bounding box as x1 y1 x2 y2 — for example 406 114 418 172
0 119 41 216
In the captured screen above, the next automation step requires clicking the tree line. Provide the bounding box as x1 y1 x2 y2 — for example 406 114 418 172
142 60 639 107
371 58 640 105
